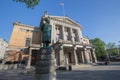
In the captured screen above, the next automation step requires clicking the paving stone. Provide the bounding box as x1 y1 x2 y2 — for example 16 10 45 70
0 62 120 80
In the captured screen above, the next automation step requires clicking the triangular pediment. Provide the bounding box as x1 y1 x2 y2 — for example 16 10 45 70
49 16 82 28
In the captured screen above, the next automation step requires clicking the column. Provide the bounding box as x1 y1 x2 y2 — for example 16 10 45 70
59 46 65 66
73 47 78 65
51 23 54 44
77 28 82 43
92 48 97 63
26 47 32 69
65 53 69 70
70 28 74 42
81 51 85 63
83 48 89 64
55 50 58 66
65 53 69 65
62 26 65 41
53 24 56 43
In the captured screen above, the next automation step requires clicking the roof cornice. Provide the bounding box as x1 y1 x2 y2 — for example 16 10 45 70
13 22 39 29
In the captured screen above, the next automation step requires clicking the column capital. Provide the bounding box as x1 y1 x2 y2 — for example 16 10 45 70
74 46 77 50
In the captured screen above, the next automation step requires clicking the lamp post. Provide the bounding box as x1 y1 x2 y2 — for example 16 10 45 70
105 47 110 64
116 45 120 56
25 37 32 69
24 29 32 69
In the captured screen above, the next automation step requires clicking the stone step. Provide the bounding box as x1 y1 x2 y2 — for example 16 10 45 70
71 64 92 70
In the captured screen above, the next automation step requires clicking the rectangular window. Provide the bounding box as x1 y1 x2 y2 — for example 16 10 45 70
25 38 31 46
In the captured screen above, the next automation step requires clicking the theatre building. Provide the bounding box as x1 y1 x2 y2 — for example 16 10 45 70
41 12 97 67
7 12 97 68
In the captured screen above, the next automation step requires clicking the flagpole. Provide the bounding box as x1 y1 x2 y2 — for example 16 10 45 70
62 4 65 17
60 2 66 17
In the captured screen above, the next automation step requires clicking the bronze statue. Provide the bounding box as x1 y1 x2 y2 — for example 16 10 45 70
41 17 52 47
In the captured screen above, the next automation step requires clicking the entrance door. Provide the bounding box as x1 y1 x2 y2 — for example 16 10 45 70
68 52 72 64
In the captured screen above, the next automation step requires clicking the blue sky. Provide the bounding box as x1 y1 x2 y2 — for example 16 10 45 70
0 0 120 45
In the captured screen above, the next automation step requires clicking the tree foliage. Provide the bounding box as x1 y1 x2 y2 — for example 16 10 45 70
106 42 116 49
90 38 106 58
106 42 117 56
13 0 40 9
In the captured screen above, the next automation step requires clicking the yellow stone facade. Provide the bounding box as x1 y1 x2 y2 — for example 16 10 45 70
6 22 41 63
9 22 41 48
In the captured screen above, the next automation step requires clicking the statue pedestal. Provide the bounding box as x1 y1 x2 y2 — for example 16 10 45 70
35 47 56 80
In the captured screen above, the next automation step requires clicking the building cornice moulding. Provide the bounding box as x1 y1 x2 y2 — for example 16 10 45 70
13 22 39 29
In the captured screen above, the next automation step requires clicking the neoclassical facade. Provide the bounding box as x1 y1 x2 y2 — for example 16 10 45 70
7 12 97 68
40 12 97 67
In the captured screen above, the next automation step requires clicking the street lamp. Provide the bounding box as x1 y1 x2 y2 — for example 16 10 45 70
24 29 32 69
116 45 120 56
105 47 110 63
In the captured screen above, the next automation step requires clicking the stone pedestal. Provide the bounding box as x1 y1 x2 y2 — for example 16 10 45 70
35 47 56 80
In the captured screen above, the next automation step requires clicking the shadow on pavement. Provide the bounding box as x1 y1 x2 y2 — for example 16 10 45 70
57 69 120 80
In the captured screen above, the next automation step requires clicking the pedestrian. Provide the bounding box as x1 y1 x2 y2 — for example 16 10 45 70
105 57 109 65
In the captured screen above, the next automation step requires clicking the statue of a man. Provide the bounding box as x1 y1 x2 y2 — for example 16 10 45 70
41 17 52 47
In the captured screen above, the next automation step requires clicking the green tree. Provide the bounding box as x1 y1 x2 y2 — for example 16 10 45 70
13 0 40 9
90 38 106 59
106 42 117 56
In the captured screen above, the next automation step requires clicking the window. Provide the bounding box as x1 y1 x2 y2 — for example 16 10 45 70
67 36 71 41
25 38 31 46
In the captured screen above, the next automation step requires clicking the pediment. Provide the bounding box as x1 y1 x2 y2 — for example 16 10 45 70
49 16 82 28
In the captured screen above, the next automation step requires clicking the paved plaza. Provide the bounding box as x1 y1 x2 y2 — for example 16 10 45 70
0 62 120 80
